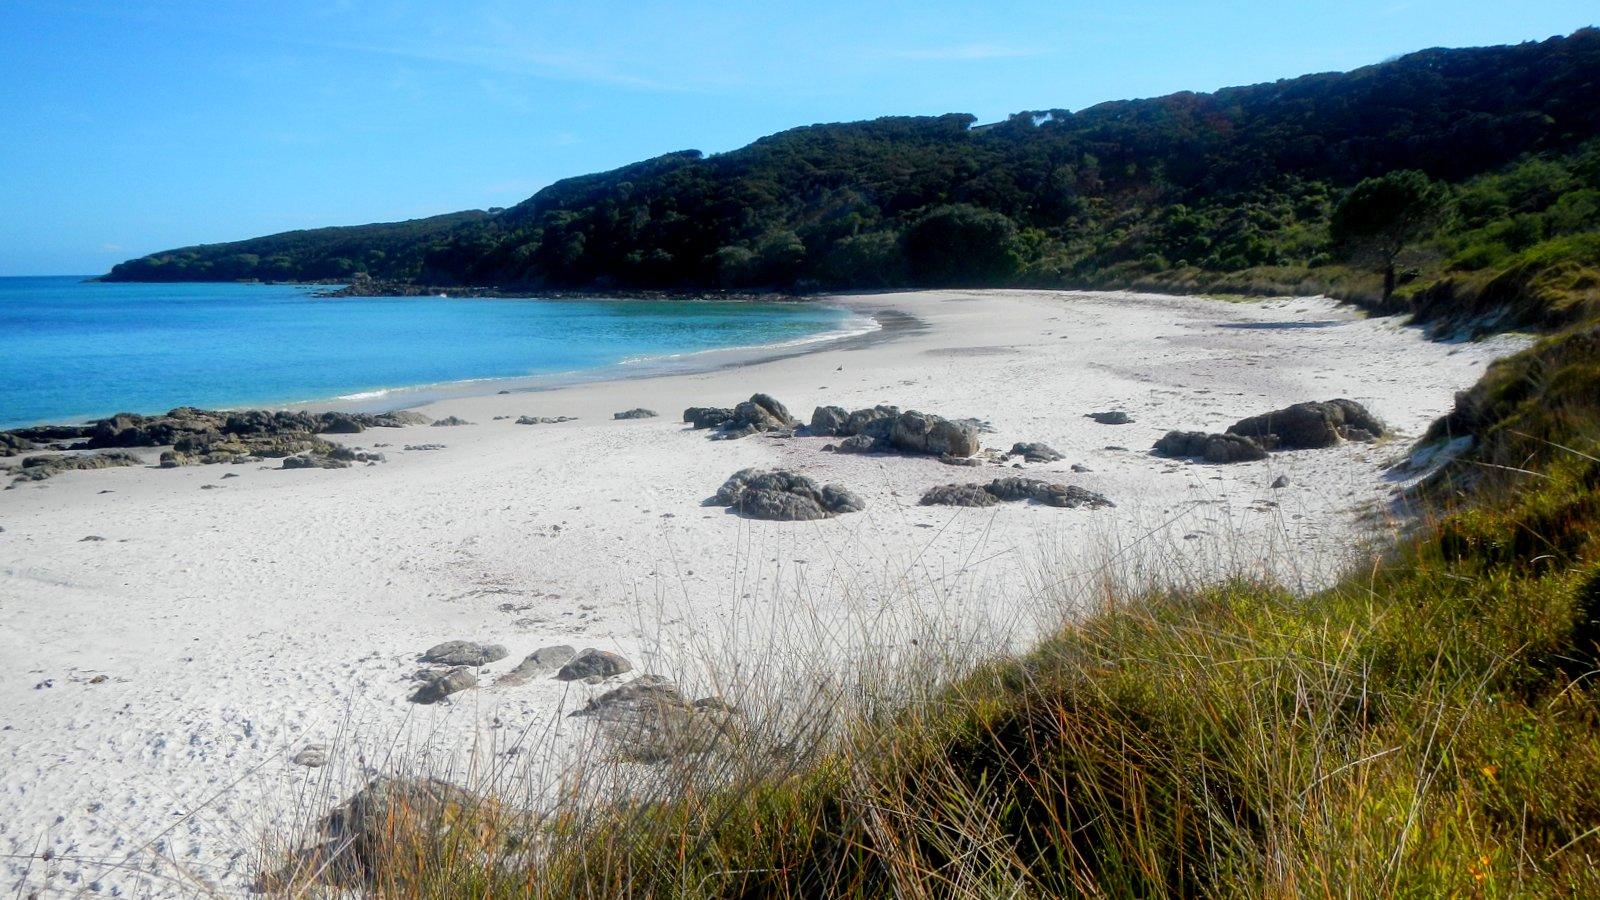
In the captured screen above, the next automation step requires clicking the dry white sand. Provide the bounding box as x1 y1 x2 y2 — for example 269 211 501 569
0 289 1524 895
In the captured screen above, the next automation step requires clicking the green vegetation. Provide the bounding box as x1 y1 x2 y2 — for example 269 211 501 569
107 30 1600 333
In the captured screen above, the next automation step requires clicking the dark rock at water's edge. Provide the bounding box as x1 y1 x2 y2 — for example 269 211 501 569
922 477 1114 509
1153 431 1270 463
712 468 865 521
3 407 429 475
1225 399 1385 449
810 404 981 458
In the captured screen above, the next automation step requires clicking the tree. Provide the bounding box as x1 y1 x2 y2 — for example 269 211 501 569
1330 170 1444 300
903 204 1022 286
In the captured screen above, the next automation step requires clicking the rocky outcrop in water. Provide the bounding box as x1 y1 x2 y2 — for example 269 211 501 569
712 468 865 521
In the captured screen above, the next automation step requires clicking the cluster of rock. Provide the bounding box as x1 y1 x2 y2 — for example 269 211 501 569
11 451 143 483
712 468 865 521
516 415 577 425
2 407 436 477
430 416 471 427
684 393 798 439
1154 399 1385 464
921 477 1114 509
408 640 508 704
613 408 657 420
811 405 982 459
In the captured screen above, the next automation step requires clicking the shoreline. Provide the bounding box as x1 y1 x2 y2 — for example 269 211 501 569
0 296 893 433
0 289 1528 896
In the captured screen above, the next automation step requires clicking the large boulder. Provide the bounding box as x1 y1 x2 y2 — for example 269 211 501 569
890 411 980 458
713 468 866 520
409 667 479 704
808 405 850 436
690 394 798 439
919 483 1000 507
1226 399 1385 450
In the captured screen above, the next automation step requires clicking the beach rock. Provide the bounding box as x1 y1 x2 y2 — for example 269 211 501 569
319 413 366 434
696 393 800 440
829 434 879 454
430 416 471 427
570 677 691 721
683 407 735 429
712 468 865 520
13 452 142 482
0 434 34 456
570 677 742 762
808 405 850 436
613 408 658 420
372 411 431 427
1272 474 1293 489
1009 442 1064 463
1071 463 1092 473
292 746 329 767
1153 431 1269 463
496 645 577 686
409 667 479 704
889 410 980 458
844 405 900 438
1088 411 1133 425
404 443 446 451
556 649 633 681
516 415 576 425
282 454 349 470
920 483 1000 507
939 454 983 467
985 477 1115 508
270 775 497 887
1225 399 1385 450
420 641 507 667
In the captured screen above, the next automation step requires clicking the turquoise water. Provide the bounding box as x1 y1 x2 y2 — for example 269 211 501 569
0 277 860 429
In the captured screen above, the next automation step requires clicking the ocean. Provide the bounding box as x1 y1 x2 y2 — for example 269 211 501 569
0 277 867 429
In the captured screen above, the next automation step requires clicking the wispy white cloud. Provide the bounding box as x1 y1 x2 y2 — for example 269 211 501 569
885 43 1047 61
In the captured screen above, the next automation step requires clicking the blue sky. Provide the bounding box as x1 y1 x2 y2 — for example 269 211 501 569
1 1 1593 275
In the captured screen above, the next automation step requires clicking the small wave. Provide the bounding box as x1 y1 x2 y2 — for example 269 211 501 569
335 389 392 401
616 310 880 366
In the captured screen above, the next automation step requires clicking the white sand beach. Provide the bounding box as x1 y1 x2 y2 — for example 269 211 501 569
0 289 1524 895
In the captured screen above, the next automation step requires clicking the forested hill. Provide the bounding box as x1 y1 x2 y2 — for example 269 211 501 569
105 28 1600 322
